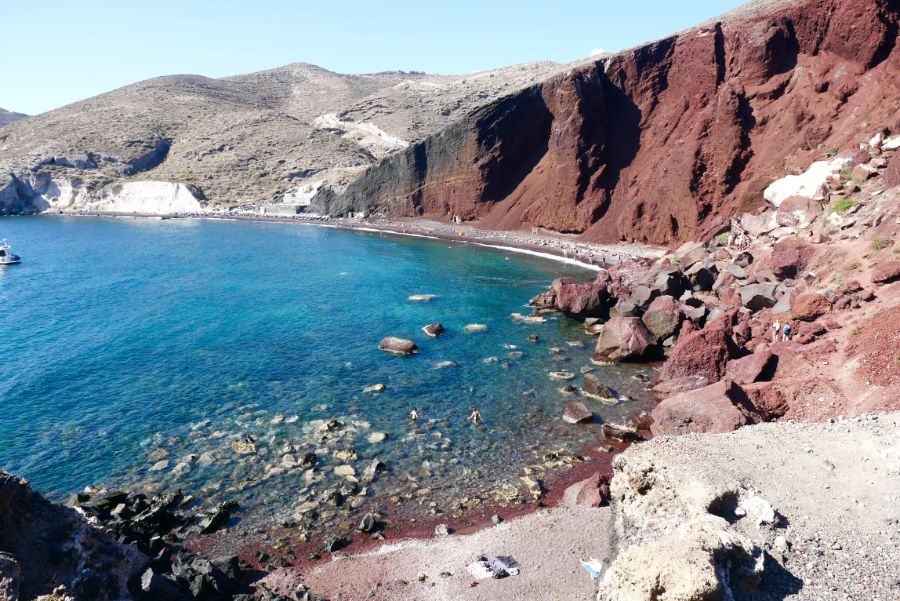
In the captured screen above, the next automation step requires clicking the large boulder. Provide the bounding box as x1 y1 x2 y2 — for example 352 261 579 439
641 295 682 341
724 350 777 384
790 292 831 321
562 472 610 508
739 283 778 311
740 210 777 237
776 195 821 229
554 280 610 318
650 380 751 436
674 241 708 271
594 317 654 362
872 260 900 284
769 238 813 280
378 337 418 355
662 317 738 382
563 401 592 424
762 157 850 207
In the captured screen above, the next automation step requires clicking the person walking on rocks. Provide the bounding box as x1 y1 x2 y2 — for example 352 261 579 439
781 322 792 342
772 319 781 343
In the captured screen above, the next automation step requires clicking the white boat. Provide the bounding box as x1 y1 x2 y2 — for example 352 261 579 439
0 240 21 265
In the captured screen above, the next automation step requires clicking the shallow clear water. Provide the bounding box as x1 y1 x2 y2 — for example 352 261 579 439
0 216 654 527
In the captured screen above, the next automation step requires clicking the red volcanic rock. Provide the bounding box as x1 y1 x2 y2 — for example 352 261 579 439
791 292 831 321
653 374 711 396
724 350 777 384
641 295 682 341
872 260 900 284
650 380 751 436
794 320 827 344
331 0 900 246
594 317 654 361
554 280 610 318
769 238 813 280
662 316 739 382
563 472 611 508
563 400 593 424
884 151 900 189
741 382 788 420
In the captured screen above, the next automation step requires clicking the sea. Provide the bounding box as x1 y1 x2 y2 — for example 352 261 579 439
0 216 655 533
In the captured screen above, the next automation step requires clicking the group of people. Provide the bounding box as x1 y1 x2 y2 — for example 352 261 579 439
772 319 792 342
727 216 750 251
409 407 482 424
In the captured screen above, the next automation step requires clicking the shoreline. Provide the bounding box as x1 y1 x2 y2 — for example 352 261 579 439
46 210 666 272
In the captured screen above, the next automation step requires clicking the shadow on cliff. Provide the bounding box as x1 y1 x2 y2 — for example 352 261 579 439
591 77 642 222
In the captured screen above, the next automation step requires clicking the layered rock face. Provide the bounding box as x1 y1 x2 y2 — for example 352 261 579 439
324 0 900 244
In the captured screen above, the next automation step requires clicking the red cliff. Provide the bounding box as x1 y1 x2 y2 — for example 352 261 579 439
320 0 900 245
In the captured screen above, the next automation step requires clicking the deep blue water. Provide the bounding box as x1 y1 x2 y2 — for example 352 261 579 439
0 216 654 524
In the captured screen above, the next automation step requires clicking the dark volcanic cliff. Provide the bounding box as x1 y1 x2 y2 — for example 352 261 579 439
317 0 900 244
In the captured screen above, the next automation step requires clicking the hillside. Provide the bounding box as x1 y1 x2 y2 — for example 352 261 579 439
0 108 26 127
1 0 898 245
0 62 568 213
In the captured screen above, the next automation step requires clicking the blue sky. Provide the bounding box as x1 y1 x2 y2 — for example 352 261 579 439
2 0 745 115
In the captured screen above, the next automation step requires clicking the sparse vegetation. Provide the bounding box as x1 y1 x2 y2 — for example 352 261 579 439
851 324 864 336
870 236 891 251
714 232 729 246
845 259 860 270
828 197 859 215
839 167 853 180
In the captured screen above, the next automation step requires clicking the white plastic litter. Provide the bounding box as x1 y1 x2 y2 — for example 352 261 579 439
581 558 605 579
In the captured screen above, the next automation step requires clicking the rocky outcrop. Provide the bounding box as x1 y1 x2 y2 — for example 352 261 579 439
601 414 900 601
0 471 145 600
319 0 900 245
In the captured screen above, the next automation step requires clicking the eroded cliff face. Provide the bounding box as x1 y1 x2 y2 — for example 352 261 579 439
320 0 900 245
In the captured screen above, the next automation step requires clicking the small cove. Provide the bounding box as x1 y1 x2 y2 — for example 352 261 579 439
0 216 656 536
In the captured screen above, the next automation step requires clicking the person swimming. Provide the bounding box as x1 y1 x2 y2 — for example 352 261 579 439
410 408 419 421
467 407 482 424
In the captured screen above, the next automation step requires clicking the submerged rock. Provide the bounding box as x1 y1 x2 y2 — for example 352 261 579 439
563 401 592 424
463 323 488 334
422 322 444 337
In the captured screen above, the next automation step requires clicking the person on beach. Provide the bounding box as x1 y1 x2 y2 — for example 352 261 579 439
467 408 482 424
410 408 419 421
772 319 781 343
781 322 792 342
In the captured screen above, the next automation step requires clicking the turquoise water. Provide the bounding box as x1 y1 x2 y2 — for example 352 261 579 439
0 216 654 527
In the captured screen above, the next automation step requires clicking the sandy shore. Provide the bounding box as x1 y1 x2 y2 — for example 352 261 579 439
69 211 666 271
267 505 609 601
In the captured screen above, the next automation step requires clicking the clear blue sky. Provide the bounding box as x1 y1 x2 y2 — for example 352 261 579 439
2 0 746 115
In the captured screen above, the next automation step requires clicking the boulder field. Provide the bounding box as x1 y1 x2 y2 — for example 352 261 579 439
530 132 899 435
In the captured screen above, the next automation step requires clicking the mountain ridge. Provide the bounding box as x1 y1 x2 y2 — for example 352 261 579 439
1 0 898 246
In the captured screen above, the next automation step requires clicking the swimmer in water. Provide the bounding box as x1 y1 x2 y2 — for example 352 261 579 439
467 407 482 424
